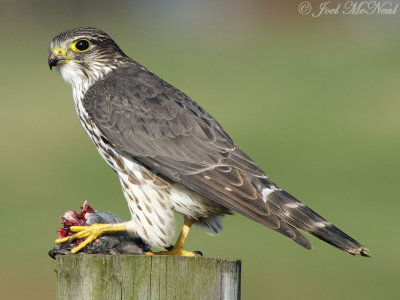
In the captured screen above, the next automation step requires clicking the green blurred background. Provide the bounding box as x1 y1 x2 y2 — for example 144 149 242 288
1 0 399 299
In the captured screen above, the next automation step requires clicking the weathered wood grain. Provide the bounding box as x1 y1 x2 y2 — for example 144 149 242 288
56 255 241 300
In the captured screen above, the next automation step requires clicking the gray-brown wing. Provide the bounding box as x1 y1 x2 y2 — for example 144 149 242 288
83 64 310 248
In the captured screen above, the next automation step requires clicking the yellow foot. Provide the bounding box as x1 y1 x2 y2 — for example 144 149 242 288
147 217 199 257
146 247 201 257
55 223 127 254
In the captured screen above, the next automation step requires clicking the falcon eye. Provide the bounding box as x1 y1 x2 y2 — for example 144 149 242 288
72 39 91 52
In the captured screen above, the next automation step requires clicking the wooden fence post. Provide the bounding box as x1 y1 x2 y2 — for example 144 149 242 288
56 255 241 300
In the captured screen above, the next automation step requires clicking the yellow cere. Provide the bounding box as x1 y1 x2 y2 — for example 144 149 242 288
53 47 67 57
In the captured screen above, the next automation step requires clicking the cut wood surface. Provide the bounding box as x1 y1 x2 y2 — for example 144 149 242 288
56 255 241 300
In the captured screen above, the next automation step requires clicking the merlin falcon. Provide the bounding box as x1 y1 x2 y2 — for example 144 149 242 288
48 27 369 257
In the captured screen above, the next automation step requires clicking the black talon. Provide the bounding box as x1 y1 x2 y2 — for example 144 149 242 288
193 250 203 256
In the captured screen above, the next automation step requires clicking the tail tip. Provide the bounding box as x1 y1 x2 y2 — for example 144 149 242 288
360 248 371 257
349 247 371 257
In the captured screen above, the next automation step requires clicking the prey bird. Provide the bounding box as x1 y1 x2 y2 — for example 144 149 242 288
48 27 369 257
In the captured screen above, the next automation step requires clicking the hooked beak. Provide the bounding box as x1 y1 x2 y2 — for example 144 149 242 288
48 53 65 70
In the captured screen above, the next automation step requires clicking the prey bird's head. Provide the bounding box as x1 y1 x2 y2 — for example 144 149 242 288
49 27 128 92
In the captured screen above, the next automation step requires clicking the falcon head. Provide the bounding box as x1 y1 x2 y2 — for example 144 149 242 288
48 27 127 89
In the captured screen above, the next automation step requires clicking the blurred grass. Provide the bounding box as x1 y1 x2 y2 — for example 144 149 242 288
1 1 399 299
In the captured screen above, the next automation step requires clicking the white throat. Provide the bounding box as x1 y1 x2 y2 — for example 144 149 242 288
59 61 117 103
59 60 118 140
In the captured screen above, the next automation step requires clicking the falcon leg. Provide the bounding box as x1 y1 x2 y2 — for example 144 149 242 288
147 217 198 257
55 223 128 254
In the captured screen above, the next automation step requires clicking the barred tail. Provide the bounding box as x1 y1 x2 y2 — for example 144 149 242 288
259 180 370 257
